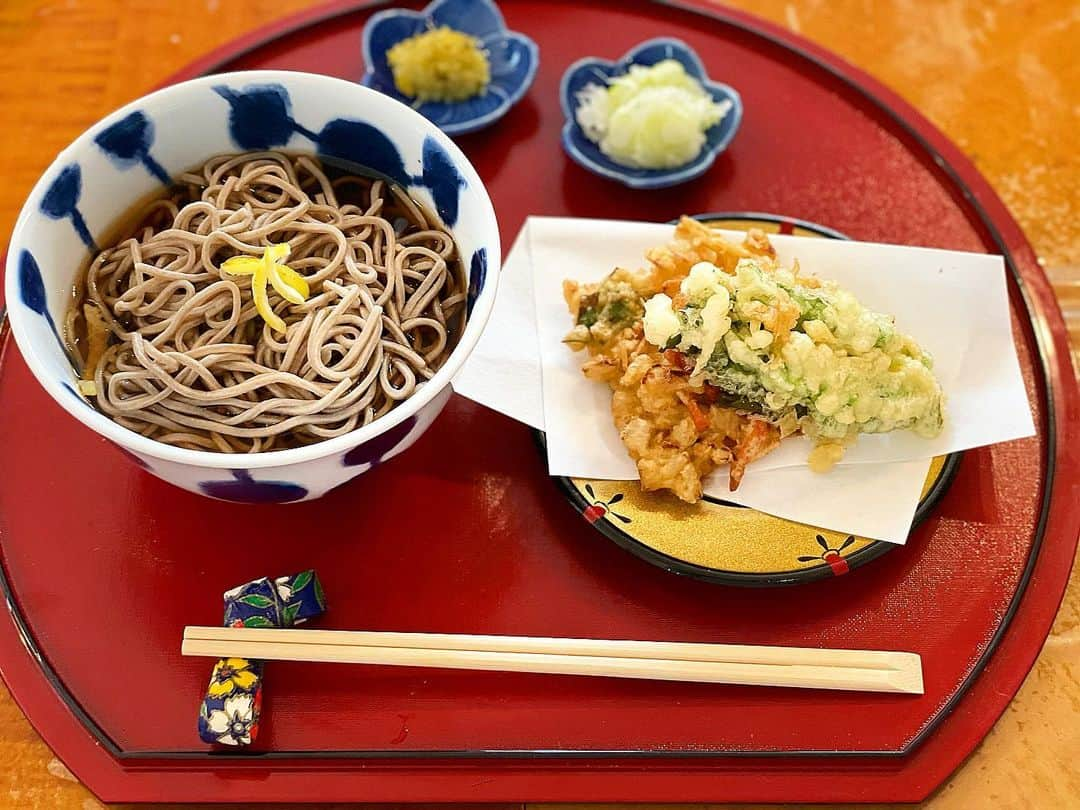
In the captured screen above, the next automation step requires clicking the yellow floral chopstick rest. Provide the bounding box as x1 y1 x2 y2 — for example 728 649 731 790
197 570 326 746
220 243 311 334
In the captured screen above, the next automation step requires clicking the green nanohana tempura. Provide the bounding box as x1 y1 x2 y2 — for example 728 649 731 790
642 259 945 448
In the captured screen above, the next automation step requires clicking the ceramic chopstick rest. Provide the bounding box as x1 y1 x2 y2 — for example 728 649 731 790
274 569 326 625
196 577 276 746
197 570 326 746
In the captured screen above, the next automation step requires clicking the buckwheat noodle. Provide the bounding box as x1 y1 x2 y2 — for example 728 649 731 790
66 151 467 453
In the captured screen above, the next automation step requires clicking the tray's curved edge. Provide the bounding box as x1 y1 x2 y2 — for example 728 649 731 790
669 0 1080 798
158 0 393 85
0 0 1074 804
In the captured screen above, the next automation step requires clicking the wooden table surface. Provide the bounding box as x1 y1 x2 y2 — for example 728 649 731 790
0 1 1076 807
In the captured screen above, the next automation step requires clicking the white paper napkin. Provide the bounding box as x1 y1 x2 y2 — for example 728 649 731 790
452 229 544 430
455 217 1036 544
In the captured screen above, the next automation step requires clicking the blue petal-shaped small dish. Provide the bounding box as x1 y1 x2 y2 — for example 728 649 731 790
362 0 539 136
560 38 742 189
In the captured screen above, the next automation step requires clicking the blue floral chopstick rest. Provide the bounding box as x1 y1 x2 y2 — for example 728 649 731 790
274 569 326 626
223 575 283 629
198 570 326 746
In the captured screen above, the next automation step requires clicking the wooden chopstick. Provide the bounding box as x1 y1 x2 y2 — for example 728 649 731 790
182 626 923 694
185 625 915 669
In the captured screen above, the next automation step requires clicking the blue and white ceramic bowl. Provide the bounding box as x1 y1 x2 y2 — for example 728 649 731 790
5 70 500 503
362 0 538 135
560 38 742 189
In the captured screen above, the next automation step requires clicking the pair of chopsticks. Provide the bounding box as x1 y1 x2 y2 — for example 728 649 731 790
182 627 923 694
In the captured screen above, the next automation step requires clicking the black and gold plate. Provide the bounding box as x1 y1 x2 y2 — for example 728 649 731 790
543 213 961 586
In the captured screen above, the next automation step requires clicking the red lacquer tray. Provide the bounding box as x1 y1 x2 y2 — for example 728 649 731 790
0 0 1076 804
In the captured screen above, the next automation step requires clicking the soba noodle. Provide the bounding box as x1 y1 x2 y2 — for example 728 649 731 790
65 151 467 453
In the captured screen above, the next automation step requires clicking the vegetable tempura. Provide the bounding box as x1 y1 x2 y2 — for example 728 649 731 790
564 218 945 502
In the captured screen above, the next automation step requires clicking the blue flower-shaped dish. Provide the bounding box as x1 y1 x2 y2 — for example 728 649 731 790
362 0 538 136
560 38 743 189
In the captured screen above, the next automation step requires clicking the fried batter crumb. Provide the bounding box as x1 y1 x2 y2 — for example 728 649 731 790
564 219 784 503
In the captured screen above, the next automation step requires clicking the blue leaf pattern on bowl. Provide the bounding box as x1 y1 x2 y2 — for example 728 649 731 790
17 250 50 317
316 118 411 187
214 83 465 223
94 111 170 184
18 250 64 346
467 248 487 315
214 84 300 150
343 415 419 467
559 38 743 189
39 164 96 249
361 0 539 136
198 469 308 503
421 136 466 225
